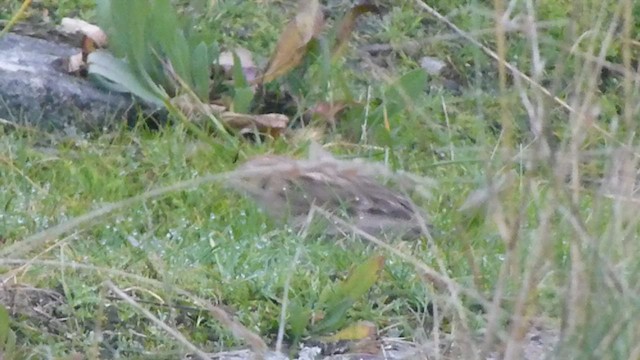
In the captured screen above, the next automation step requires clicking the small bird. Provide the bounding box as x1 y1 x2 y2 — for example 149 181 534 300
230 144 430 240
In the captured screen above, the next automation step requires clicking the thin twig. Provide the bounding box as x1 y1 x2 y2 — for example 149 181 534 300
412 1 573 113
105 280 212 360
358 20 567 54
313 208 492 310
275 248 302 354
1 165 305 259
410 0 632 151
0 0 32 38
0 259 269 355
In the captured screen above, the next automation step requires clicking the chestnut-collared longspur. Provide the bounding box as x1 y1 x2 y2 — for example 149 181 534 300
231 144 430 240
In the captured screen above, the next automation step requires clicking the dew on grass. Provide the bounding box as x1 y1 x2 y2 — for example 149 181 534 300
127 235 141 248
254 236 270 250
98 237 108 246
166 228 184 242
239 210 248 224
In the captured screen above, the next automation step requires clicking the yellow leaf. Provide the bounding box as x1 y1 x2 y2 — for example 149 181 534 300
323 321 377 342
334 254 385 302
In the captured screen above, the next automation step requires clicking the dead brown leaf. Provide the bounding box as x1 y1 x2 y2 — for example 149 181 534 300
306 101 351 126
256 0 324 84
60 18 108 75
81 34 97 55
171 94 227 118
223 112 289 138
65 35 97 75
65 52 85 74
171 94 289 137
58 17 108 47
332 3 380 59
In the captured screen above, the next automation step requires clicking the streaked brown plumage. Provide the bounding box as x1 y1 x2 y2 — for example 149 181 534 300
230 145 430 239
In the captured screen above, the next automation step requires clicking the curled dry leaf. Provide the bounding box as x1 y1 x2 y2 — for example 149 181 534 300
58 17 108 47
60 18 108 75
223 112 289 137
306 101 351 126
171 93 227 118
256 0 324 84
171 94 289 137
64 35 102 74
65 52 86 74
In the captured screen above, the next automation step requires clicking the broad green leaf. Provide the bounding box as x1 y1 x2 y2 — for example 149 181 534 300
307 37 331 95
313 255 385 334
94 0 218 102
191 42 212 100
370 70 426 159
0 304 9 346
288 300 311 340
88 51 165 105
150 0 179 52
110 0 149 75
0 303 15 358
170 30 193 86
312 298 353 334
4 329 16 357
330 255 385 307
331 45 355 101
317 281 336 308
232 52 249 89
230 51 255 112
233 87 255 114
382 68 428 120
94 0 112 35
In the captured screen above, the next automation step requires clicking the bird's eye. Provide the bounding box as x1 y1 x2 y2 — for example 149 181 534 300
285 179 297 190
260 177 270 190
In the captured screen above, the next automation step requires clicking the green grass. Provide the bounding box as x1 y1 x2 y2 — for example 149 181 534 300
2 0 640 358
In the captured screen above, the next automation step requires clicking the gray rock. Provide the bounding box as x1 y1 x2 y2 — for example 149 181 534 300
0 33 162 132
419 56 447 75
